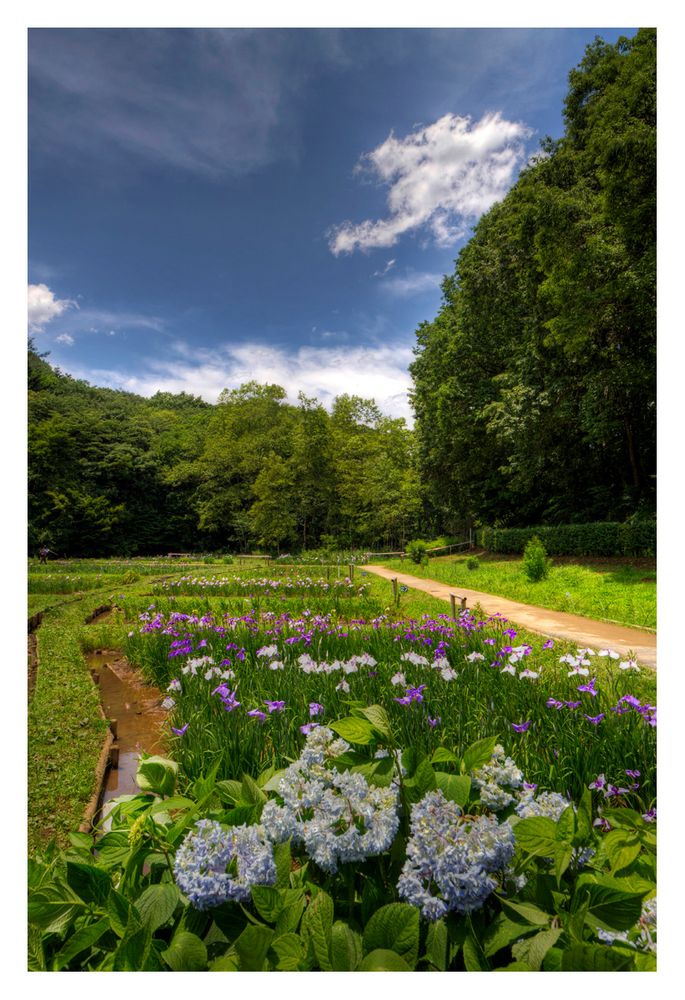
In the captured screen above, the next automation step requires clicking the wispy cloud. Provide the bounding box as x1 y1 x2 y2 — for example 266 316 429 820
328 111 531 254
28 283 76 332
29 29 328 178
68 340 416 423
372 258 396 277
381 270 443 297
55 333 74 346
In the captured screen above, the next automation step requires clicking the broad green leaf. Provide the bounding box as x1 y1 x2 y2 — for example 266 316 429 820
93 831 130 868
67 831 94 852
577 881 645 931
412 759 438 798
554 841 574 884
431 747 459 766
599 808 644 829
233 924 274 971
424 918 448 970
497 897 551 926
556 805 576 844
511 927 561 971
300 889 334 970
329 716 377 745
435 771 471 807
542 947 563 971
634 951 657 972
215 778 243 803
561 943 634 971
462 932 490 971
270 932 306 971
66 861 111 906
52 918 110 970
210 952 240 971
356 703 392 739
514 816 558 857
241 773 267 806
251 885 284 924
107 889 136 938
273 839 292 890
461 735 499 774
260 770 287 794
161 931 208 971
135 756 178 798
330 920 363 971
135 883 181 933
603 830 642 872
484 913 537 957
275 895 306 936
28 891 81 935
148 795 196 816
113 911 152 972
359 948 412 971
363 903 420 969
575 788 593 842
27 925 46 972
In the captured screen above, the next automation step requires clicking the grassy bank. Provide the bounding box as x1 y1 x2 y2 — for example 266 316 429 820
381 553 656 630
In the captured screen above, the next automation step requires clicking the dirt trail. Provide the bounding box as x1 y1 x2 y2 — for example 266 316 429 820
364 565 657 670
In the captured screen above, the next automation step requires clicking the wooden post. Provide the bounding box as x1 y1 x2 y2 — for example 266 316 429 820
450 594 457 619
109 744 120 769
109 719 118 739
461 596 468 611
391 578 398 603
349 563 354 580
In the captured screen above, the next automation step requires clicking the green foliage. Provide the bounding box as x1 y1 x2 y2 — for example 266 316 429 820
522 536 551 582
406 539 429 564
27 733 657 972
466 556 480 571
410 30 655 529
477 521 655 557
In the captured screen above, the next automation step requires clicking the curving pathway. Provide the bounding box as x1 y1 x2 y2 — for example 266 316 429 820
363 565 656 670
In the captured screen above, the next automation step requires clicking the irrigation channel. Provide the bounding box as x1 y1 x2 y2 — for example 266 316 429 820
84 609 167 825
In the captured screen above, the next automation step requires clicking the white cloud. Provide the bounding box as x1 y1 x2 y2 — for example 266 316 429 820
28 283 76 332
372 258 396 277
329 112 531 255
69 340 416 424
381 270 443 297
55 333 75 346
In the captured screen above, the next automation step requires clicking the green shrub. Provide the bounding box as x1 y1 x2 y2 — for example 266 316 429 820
522 536 550 582
465 556 480 571
405 540 428 564
476 521 655 558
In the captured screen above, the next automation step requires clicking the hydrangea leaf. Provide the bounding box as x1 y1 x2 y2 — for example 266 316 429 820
330 920 363 971
461 735 499 774
362 903 420 969
329 716 377 745
160 930 208 972
300 889 334 970
359 948 412 971
135 883 181 933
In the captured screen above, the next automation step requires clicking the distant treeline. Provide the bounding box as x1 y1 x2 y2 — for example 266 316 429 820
28 352 423 556
27 31 655 557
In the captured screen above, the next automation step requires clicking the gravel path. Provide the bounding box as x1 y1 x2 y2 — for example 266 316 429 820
364 565 656 670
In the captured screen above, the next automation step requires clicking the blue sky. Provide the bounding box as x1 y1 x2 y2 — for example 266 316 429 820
28 26 637 422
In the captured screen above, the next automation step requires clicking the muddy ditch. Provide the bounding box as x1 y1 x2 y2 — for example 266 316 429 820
85 650 168 820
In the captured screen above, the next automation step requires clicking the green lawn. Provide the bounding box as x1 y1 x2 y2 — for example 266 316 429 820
380 553 656 630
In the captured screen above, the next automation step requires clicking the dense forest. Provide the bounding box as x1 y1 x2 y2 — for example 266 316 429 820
27 30 655 557
411 29 656 530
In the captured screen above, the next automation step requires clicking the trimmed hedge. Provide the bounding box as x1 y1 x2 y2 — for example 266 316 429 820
475 521 655 558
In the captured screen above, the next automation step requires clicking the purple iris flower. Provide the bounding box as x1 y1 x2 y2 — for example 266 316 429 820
546 697 564 710
427 716 441 728
247 709 267 723
564 700 581 710
642 809 657 822
577 677 598 697
309 702 325 717
171 723 189 736
511 720 531 733
542 639 555 649
523 781 537 791
300 722 319 735
264 700 286 713
619 694 641 708
584 713 605 725
625 769 641 778
593 817 611 831
589 774 606 790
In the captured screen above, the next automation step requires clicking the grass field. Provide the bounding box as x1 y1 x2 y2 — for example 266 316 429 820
381 552 656 630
